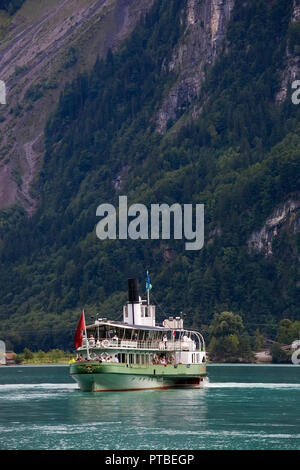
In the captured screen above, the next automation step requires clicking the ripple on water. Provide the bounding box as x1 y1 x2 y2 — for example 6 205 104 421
0 365 299 450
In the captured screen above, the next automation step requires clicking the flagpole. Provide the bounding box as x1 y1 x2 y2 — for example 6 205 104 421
146 270 150 306
83 309 90 360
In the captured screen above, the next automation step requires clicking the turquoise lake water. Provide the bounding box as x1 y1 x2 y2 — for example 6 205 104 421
0 364 299 450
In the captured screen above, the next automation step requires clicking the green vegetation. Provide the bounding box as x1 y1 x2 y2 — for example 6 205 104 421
63 46 78 69
253 328 265 352
275 319 300 344
0 0 26 16
24 79 58 103
288 20 300 54
269 319 300 363
0 0 299 354
270 342 291 364
15 348 71 364
207 312 253 363
14 64 28 76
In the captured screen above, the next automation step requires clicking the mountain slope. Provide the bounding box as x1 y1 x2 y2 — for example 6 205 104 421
0 0 154 213
0 0 299 352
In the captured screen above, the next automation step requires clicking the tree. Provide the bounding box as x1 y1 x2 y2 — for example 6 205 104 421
276 319 300 345
208 312 253 362
23 347 34 360
37 350 46 360
48 349 65 363
254 328 264 351
15 353 24 364
270 342 290 364
209 311 244 338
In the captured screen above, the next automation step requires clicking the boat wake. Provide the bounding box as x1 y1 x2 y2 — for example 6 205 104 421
205 382 300 389
0 383 78 392
1 382 299 391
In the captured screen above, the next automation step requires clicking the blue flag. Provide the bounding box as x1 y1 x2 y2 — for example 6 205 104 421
146 271 152 291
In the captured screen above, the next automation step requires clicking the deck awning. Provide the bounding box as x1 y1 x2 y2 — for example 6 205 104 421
87 321 183 332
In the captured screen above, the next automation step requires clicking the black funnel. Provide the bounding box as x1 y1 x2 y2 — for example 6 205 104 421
128 278 139 303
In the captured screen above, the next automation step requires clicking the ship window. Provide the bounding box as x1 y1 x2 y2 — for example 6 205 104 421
146 306 153 318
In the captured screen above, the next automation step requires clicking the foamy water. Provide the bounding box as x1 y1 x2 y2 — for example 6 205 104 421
205 382 300 389
0 383 78 392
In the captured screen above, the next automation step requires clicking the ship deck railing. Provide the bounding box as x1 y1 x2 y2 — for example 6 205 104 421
82 338 204 352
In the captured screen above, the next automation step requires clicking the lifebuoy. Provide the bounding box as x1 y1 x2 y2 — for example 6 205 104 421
100 352 109 359
102 340 110 348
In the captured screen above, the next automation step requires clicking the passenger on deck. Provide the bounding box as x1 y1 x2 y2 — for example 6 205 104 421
152 354 159 364
163 334 168 349
114 355 119 363
160 356 167 365
167 355 174 365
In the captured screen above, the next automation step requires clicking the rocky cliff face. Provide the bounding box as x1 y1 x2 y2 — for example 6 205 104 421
156 0 234 134
247 194 300 257
275 0 300 104
0 0 154 213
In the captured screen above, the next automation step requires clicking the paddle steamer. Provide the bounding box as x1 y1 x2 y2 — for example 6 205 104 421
70 277 207 392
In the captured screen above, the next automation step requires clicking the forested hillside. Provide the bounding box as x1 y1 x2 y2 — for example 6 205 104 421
0 0 299 352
